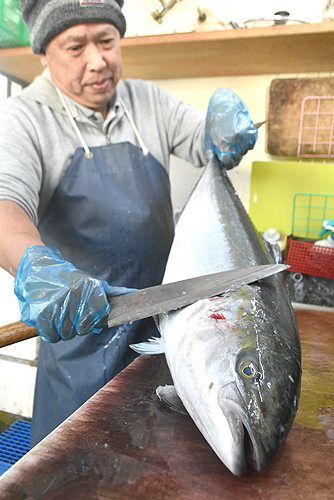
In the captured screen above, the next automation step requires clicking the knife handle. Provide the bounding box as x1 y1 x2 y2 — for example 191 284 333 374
0 299 116 347
0 321 38 348
0 296 117 348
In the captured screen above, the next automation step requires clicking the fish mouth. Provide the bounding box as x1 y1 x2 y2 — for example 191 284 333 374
218 382 266 475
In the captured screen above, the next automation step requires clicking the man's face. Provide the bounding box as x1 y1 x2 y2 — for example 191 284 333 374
40 23 122 117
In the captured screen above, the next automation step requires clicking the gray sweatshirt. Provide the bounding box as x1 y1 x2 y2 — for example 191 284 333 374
0 69 206 226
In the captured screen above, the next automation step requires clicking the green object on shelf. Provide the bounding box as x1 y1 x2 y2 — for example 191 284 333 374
291 193 334 239
0 0 30 48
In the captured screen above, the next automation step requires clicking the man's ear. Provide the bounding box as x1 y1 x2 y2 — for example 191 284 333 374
39 53 47 68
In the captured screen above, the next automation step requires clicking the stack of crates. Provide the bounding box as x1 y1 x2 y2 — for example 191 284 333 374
286 193 334 279
0 420 31 476
0 0 30 48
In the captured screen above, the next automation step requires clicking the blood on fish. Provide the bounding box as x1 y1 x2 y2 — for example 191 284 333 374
208 312 226 320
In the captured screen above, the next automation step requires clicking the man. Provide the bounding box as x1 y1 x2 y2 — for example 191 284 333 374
0 0 258 446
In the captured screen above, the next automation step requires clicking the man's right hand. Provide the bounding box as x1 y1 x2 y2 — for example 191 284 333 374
14 245 113 342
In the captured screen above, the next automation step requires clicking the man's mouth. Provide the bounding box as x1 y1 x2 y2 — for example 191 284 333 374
92 79 110 90
84 76 112 90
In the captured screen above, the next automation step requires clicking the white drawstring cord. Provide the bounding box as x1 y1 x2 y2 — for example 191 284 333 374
56 88 149 158
56 87 94 159
119 97 149 157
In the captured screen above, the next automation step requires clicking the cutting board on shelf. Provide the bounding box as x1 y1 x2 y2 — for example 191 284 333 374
267 77 334 156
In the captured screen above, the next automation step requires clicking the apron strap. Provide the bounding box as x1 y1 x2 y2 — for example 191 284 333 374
119 97 149 157
55 87 94 159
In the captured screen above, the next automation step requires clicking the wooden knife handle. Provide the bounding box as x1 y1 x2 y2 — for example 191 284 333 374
0 321 38 348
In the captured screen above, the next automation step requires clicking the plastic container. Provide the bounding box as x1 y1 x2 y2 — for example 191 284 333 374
262 227 288 252
286 236 334 279
0 0 30 48
314 235 334 247
0 420 31 476
314 219 334 247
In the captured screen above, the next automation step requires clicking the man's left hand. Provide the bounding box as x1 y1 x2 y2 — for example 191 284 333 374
204 88 258 170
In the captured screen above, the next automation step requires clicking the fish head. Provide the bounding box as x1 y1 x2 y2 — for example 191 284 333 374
230 281 301 473
219 337 301 475
165 279 301 476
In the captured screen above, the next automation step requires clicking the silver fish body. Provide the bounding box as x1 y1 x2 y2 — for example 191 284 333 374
134 157 302 476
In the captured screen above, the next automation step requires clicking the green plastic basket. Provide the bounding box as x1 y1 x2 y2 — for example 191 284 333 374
0 0 30 48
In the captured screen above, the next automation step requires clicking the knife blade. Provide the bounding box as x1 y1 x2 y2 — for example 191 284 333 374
107 263 288 327
0 263 288 348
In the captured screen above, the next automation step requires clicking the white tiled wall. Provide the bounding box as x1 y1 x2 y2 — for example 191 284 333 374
204 0 323 25
124 0 323 36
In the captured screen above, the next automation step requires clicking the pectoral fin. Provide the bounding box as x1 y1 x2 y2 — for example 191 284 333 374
156 385 189 416
130 336 165 354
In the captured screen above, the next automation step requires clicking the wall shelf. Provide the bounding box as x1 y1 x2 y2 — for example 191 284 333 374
1 21 334 84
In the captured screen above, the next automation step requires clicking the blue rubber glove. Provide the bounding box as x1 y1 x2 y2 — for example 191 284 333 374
14 245 134 343
204 88 258 169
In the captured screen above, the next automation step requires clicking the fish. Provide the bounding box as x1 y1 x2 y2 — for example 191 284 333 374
131 155 302 476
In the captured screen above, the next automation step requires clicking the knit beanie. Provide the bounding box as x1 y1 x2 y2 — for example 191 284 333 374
19 0 126 54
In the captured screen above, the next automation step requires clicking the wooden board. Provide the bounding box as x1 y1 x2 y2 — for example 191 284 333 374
267 77 334 156
0 306 333 499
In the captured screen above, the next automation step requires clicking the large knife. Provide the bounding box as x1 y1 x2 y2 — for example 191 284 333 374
0 263 288 348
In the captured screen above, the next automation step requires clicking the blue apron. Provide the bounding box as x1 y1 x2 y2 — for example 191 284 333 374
32 141 174 446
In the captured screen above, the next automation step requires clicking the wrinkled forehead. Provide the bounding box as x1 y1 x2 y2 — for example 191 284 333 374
50 22 120 45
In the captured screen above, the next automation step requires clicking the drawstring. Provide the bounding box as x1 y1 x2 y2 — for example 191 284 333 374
56 87 94 159
119 97 149 157
56 88 149 158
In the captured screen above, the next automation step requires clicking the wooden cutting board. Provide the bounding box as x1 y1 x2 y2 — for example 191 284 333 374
267 77 334 156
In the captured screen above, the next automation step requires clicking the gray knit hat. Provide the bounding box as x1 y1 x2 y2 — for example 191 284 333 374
19 0 126 54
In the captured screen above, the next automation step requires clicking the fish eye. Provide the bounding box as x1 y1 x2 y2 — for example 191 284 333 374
240 361 259 381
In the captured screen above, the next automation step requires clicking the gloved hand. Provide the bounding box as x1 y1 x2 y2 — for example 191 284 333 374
14 245 134 343
204 88 258 169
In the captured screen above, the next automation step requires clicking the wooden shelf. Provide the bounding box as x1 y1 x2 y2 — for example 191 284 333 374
121 21 334 79
0 45 42 84
1 21 334 84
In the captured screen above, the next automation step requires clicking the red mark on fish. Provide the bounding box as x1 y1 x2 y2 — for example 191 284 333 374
208 312 226 320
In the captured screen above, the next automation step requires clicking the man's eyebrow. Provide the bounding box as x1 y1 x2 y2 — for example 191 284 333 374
96 29 115 38
61 30 115 45
60 35 86 45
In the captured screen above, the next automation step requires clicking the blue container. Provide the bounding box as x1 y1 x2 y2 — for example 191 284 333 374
0 420 31 476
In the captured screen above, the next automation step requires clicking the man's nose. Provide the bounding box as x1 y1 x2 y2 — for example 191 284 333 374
86 44 107 71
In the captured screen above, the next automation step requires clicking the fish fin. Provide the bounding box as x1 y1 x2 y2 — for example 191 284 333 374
261 237 283 264
130 336 165 355
152 314 160 329
156 385 189 416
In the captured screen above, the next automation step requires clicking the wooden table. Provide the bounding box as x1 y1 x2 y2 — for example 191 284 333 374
0 305 333 500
